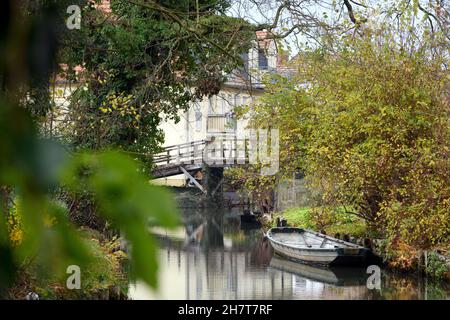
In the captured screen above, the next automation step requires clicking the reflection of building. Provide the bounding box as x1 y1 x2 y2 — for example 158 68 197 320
131 248 294 300
130 244 371 300
132 211 443 300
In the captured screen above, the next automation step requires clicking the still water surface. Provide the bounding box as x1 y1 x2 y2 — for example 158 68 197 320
129 208 449 300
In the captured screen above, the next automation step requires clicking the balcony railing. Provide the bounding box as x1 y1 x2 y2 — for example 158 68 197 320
207 115 236 133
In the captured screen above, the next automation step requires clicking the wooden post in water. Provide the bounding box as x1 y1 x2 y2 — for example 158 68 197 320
417 249 426 299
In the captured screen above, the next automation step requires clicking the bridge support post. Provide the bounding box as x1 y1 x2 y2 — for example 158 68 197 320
180 166 206 194
203 165 223 205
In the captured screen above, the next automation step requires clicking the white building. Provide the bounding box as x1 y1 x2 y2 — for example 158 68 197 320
157 30 285 185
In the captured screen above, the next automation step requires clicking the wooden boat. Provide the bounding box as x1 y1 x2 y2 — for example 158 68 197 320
266 227 369 266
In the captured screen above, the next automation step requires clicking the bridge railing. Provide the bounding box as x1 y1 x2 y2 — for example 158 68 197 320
153 140 206 166
202 136 249 165
153 137 252 168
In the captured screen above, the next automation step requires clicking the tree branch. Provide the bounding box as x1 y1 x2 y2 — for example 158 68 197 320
126 0 242 63
343 0 367 25
417 3 449 40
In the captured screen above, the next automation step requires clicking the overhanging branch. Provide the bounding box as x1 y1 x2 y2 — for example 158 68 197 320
343 0 367 25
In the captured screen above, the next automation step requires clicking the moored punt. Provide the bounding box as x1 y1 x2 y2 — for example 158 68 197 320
267 227 369 267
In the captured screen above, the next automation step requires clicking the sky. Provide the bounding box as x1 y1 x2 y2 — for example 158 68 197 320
226 0 343 56
226 0 442 57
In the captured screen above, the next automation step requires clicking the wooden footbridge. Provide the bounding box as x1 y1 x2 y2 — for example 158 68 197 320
151 138 249 194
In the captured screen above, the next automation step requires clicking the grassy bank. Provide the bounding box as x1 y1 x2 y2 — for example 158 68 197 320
272 206 367 238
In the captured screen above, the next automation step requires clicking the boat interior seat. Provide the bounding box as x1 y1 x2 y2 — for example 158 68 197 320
279 239 313 248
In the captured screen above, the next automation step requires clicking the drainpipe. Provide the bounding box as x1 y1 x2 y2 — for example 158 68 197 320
185 110 189 144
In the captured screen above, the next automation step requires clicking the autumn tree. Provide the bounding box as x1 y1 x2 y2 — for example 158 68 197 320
57 0 254 170
235 8 449 251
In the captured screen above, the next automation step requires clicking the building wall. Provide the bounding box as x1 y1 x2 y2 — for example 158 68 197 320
156 87 263 186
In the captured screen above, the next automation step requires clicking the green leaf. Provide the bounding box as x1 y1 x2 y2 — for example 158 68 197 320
59 150 179 287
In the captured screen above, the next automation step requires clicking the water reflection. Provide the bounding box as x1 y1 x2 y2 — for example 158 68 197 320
129 208 449 300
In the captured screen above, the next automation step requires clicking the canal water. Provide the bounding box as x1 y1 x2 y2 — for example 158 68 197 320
129 207 449 300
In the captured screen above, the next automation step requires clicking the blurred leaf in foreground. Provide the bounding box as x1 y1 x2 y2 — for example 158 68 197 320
60 151 179 287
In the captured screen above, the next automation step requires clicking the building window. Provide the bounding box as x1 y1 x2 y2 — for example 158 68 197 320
258 48 268 70
195 111 202 131
207 115 236 133
241 52 249 79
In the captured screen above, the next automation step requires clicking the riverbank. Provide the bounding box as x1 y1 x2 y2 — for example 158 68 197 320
271 207 450 280
271 207 367 238
5 228 128 300
132 204 449 300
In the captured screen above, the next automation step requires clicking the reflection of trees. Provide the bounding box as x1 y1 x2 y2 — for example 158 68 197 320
203 214 224 249
154 207 449 300
379 271 449 300
183 208 224 249
250 236 273 267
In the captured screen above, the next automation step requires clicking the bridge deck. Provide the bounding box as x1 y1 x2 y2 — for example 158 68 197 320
151 139 249 179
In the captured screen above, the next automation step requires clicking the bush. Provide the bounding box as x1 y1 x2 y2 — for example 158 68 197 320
5 198 128 299
7 199 23 247
426 252 449 280
256 30 449 251
384 240 419 271
279 207 314 229
30 230 127 300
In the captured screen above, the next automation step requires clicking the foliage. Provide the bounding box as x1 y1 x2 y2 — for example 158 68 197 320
0 111 178 291
61 0 253 171
426 252 449 280
7 200 23 247
224 166 276 212
73 233 125 294
276 207 314 229
235 15 449 252
0 0 86 118
60 151 178 286
227 70 317 212
425 280 449 300
8 229 127 299
324 208 367 238
301 30 449 248
0 1 180 294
